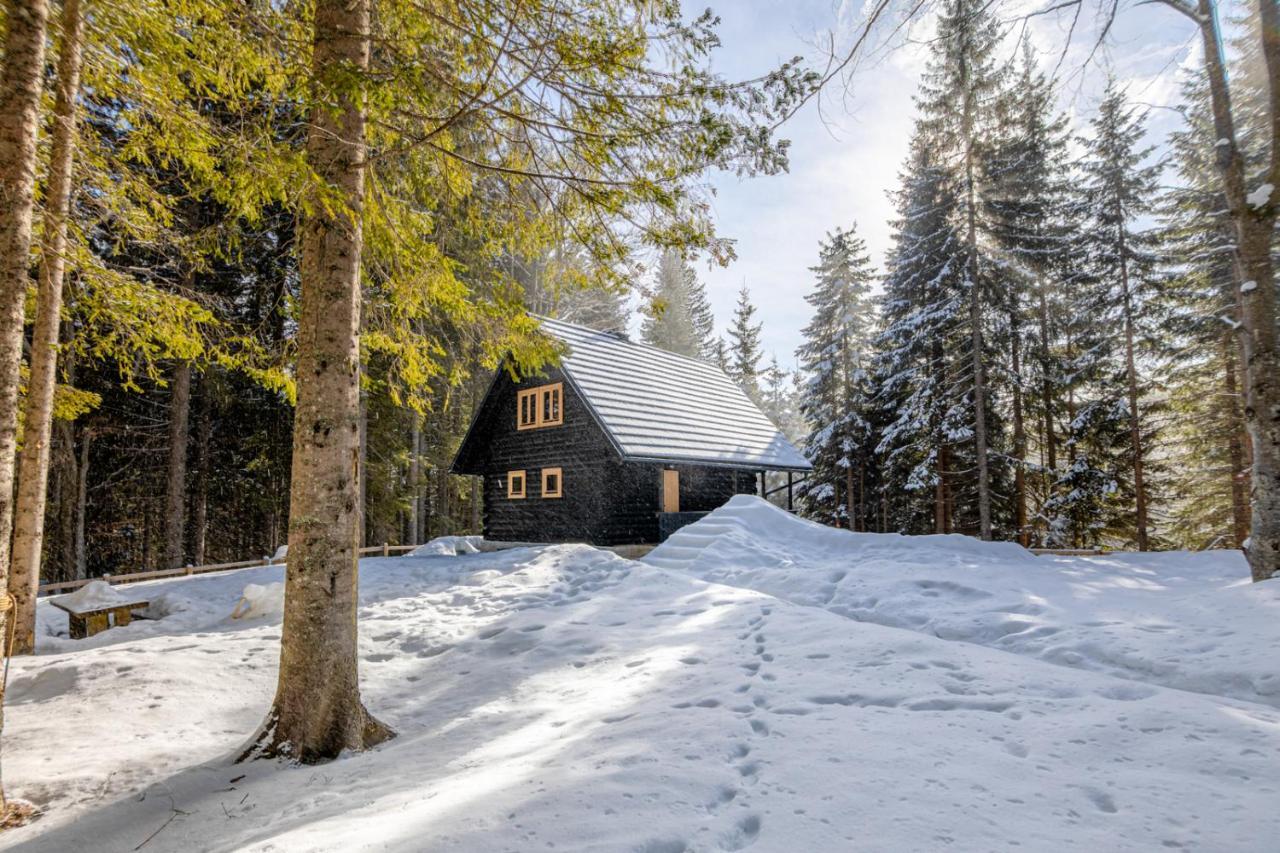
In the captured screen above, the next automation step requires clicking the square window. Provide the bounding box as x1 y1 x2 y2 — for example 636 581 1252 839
507 470 526 499
542 467 563 498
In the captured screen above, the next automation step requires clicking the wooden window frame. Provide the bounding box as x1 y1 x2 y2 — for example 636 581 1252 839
542 467 563 499
516 382 564 430
507 470 527 499
517 388 539 430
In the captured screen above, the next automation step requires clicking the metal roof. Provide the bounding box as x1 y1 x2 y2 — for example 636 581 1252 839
539 317 812 472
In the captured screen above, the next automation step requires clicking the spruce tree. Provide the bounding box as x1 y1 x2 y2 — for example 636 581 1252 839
642 249 713 357
795 226 877 527
986 40 1074 545
1079 80 1166 551
728 284 764 401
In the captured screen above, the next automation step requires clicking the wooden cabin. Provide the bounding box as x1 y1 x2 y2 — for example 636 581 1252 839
451 318 812 545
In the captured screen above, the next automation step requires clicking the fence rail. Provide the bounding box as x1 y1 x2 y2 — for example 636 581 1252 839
37 543 419 597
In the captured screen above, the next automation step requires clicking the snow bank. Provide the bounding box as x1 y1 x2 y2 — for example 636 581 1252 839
3 513 1278 852
408 535 483 557
647 496 1280 707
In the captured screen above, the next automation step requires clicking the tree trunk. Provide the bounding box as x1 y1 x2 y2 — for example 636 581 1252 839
9 0 85 654
74 428 90 579
845 460 854 531
162 360 192 569
1191 0 1280 580
1117 236 1150 551
1011 315 1028 546
409 417 420 543
53 420 76 583
1224 332 1250 548
249 0 391 762
0 1 50 614
192 376 213 566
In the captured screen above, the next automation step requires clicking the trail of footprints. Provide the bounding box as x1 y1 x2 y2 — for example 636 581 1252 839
702 605 775 851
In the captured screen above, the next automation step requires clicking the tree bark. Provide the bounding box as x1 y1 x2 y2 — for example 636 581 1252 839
162 360 192 569
9 0 85 654
1189 0 1280 581
248 0 391 762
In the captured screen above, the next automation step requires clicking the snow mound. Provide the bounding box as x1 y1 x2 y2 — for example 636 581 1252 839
52 581 129 612
408 535 483 557
647 496 1280 707
270 544 288 561
230 582 285 620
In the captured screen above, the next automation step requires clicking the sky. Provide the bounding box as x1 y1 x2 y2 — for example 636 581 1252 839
642 0 1206 367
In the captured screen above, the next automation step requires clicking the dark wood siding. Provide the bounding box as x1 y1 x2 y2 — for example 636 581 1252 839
455 366 763 545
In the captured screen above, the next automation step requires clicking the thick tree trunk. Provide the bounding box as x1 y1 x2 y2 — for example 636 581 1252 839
0 0 50 608
9 0 85 654
162 360 192 569
1192 0 1280 581
248 0 391 762
192 376 212 566
0 9 51 807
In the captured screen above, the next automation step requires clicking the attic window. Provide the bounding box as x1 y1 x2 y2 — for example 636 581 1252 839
507 470 526 499
542 467 563 499
517 383 563 430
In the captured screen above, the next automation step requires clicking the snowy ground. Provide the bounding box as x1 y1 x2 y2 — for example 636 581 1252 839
3 497 1278 852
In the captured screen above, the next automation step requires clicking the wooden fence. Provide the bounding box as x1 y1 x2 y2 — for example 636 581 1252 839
37 543 419 597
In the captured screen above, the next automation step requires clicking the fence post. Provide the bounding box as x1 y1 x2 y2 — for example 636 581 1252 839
382 542 389 557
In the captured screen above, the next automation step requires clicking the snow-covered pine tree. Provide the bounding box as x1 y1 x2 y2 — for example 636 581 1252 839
1078 79 1166 551
986 39 1075 546
727 284 764 401
642 249 711 357
795 226 877 528
874 138 970 534
874 0 1012 537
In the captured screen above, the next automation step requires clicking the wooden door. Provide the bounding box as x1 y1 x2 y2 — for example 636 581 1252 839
662 469 680 513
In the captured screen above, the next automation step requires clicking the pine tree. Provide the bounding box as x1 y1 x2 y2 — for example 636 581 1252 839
795 226 877 527
986 39 1075 546
1079 80 1166 551
874 0 1012 537
727 285 764 400
642 250 712 357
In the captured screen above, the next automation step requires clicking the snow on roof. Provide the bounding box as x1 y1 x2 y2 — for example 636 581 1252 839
538 317 812 471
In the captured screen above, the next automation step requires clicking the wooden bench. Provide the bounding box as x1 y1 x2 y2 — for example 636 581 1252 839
50 596 150 639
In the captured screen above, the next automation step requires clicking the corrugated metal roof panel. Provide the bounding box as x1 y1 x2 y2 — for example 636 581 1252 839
539 317 812 471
